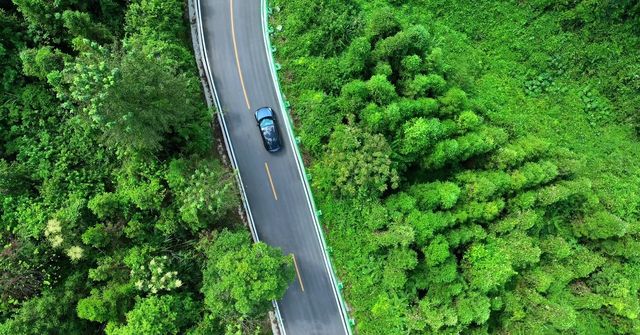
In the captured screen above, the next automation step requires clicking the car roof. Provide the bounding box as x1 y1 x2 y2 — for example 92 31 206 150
260 120 280 151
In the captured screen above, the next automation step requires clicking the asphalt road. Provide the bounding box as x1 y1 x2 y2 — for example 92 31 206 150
197 0 349 334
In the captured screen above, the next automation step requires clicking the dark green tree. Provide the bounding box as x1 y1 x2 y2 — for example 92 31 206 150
313 125 399 199
61 40 204 154
201 230 294 330
105 295 199 335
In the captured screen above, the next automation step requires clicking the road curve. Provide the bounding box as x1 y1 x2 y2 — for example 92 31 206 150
195 0 350 334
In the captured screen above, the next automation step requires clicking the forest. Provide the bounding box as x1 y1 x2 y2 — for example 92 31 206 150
3 0 640 334
271 0 640 334
1 1 293 334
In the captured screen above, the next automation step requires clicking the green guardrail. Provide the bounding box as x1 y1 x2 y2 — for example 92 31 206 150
263 1 356 333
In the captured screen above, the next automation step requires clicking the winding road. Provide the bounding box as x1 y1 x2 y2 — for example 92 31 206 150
194 0 350 334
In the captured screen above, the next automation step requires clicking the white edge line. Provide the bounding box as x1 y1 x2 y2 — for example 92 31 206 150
193 1 287 333
260 2 351 334
194 0 258 241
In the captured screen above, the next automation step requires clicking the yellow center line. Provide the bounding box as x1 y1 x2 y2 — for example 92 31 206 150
291 254 305 292
230 0 251 110
264 162 278 200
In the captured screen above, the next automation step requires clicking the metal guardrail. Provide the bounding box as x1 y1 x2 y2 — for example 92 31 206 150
190 0 287 332
261 1 355 333
191 0 354 333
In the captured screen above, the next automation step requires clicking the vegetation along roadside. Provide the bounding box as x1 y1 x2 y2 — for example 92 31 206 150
271 0 640 333
1 1 293 334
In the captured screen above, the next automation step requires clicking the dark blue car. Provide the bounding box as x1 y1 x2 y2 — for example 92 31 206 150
254 107 282 152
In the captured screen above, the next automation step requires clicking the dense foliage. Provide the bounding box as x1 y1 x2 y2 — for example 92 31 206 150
1 1 292 334
272 0 640 333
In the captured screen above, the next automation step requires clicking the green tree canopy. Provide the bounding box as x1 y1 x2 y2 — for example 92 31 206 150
201 230 294 328
105 295 199 335
313 125 399 199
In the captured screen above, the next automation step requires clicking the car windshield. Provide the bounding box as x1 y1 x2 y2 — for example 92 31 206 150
261 118 274 127
256 108 273 122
